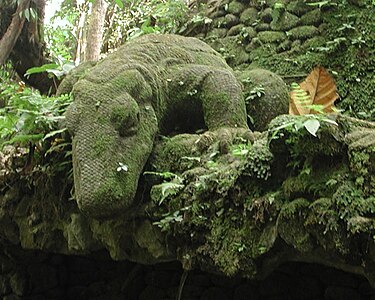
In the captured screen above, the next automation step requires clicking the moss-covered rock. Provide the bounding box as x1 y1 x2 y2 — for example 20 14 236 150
227 1 246 15
240 7 259 25
286 1 315 16
211 36 250 66
212 16 227 28
287 25 319 40
206 28 228 39
224 13 240 28
258 31 287 43
237 69 289 131
255 22 271 32
276 39 292 52
260 7 274 23
227 24 245 36
301 36 326 50
277 198 314 252
300 9 322 26
346 127 375 196
245 37 262 52
270 11 300 31
241 26 257 40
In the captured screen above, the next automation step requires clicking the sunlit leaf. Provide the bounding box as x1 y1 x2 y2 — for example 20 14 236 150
289 67 339 115
114 0 124 9
303 119 320 137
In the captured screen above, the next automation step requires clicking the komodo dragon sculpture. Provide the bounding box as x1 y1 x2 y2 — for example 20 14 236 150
59 34 251 218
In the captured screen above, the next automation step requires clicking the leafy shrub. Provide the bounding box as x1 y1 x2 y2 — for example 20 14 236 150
0 68 72 149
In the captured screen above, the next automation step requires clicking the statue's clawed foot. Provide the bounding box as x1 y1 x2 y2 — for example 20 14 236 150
194 127 254 154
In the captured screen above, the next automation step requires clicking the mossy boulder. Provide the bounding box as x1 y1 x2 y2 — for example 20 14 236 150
227 1 246 15
270 11 300 31
240 7 259 25
210 36 250 66
224 14 240 28
255 23 271 32
286 1 315 16
257 31 287 43
227 24 245 36
260 8 274 23
287 25 319 40
241 26 257 41
237 69 289 131
276 40 292 52
300 9 322 26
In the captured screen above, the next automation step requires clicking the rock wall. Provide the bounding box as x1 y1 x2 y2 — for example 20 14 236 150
186 0 375 119
0 246 374 300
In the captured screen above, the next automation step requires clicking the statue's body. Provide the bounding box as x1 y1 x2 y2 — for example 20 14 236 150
61 34 249 218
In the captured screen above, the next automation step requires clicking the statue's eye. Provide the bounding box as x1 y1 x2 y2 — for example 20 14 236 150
111 109 140 137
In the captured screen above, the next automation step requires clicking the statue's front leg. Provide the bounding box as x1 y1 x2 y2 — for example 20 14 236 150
167 65 253 152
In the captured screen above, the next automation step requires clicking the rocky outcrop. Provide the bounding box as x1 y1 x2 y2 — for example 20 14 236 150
1 113 375 287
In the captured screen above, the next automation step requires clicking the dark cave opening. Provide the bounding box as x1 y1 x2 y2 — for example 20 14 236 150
0 247 374 300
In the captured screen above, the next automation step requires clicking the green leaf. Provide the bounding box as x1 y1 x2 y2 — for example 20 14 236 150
29 7 37 20
158 182 184 205
303 119 320 137
43 128 67 141
24 9 30 21
25 64 59 76
1 133 44 148
115 0 124 9
306 0 331 7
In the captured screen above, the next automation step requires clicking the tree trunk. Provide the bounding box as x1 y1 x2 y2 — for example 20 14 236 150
0 0 31 65
84 0 108 62
0 0 56 94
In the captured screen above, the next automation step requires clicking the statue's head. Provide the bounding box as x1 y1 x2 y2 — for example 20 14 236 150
66 78 157 218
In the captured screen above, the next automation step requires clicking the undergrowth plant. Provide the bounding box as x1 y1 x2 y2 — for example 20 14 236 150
0 67 72 175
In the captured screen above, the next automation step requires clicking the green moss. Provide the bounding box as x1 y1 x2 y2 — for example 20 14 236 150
260 8 273 23
242 26 257 39
270 12 300 31
280 198 309 219
92 133 115 158
224 14 240 28
227 1 245 15
276 40 292 52
211 36 250 66
257 31 287 43
286 1 314 16
227 24 245 36
242 137 273 179
347 129 375 195
206 28 228 39
255 23 271 31
277 198 314 252
287 25 319 40
302 36 326 50
240 7 259 26
151 134 200 173
237 68 289 131
300 9 322 26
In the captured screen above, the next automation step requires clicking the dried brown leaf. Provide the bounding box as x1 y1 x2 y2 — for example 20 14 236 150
289 66 339 115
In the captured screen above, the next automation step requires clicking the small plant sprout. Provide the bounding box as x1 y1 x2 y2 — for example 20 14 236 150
245 86 265 103
117 162 129 172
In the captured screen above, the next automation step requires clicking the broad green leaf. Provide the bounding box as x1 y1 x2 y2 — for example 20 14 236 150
25 64 59 76
115 0 124 9
303 119 320 137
